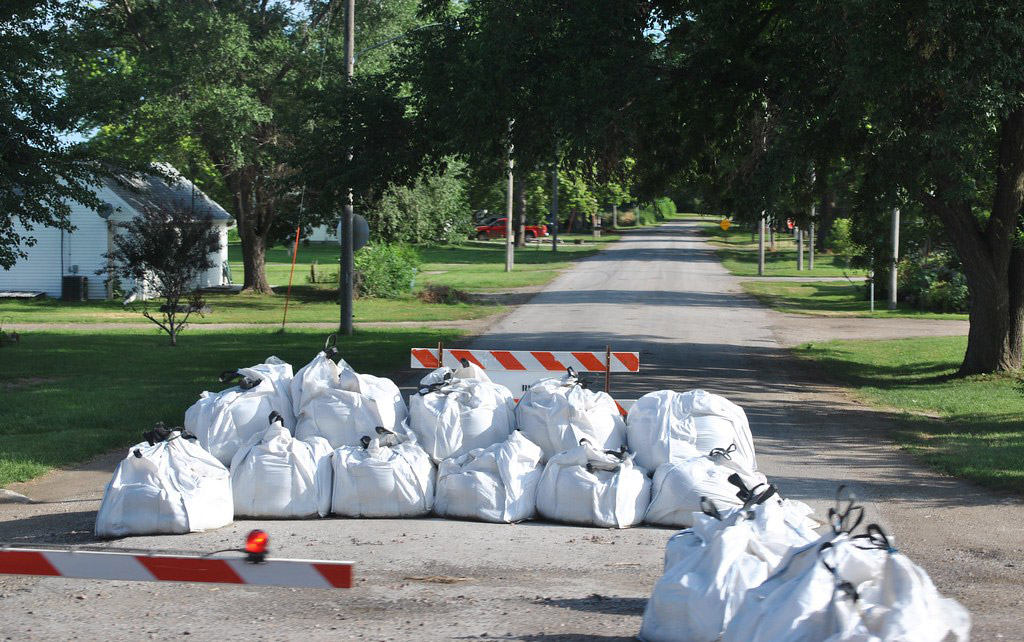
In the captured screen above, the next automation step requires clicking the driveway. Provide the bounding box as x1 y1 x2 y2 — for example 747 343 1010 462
1 219 1018 640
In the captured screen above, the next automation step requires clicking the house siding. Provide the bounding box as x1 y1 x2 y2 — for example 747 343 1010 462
1 196 111 299
1 185 232 299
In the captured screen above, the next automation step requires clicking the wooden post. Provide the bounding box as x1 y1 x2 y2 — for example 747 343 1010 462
604 344 612 394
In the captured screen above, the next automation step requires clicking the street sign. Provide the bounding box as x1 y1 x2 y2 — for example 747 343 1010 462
337 214 370 251
720 219 731 231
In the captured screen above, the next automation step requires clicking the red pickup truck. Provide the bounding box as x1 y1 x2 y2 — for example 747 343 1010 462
474 218 549 240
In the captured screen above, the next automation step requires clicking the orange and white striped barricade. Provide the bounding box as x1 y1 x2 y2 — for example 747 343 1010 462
410 346 641 414
0 532 353 589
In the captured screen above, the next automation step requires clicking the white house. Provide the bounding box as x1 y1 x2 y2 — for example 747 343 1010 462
0 165 234 300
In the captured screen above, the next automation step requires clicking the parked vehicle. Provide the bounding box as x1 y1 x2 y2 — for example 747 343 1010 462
474 218 549 241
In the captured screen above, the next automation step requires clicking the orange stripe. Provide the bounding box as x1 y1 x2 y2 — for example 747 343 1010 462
449 349 484 369
136 557 244 584
0 551 60 577
613 352 640 371
492 351 527 371
412 349 440 369
314 562 354 588
614 401 628 417
573 352 607 371
532 351 566 371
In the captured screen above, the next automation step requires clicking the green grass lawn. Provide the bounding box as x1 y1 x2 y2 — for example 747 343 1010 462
799 336 1024 493
416 238 612 291
699 223 862 277
742 281 968 320
0 327 464 486
0 288 497 325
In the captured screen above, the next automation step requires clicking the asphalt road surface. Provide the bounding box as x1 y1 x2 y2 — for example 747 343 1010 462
2 219 1020 641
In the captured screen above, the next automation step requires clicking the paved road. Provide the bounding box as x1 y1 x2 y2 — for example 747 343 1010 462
1 220 1018 640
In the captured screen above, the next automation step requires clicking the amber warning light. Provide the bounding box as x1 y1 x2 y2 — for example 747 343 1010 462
245 529 269 563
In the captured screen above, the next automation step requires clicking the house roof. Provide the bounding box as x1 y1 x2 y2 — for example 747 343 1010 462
102 163 234 223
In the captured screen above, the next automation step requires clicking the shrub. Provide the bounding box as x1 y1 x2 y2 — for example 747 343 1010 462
826 218 862 267
898 251 969 313
653 197 677 220
353 243 420 298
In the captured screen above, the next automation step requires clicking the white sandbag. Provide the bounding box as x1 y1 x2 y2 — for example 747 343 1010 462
230 411 333 518
292 346 409 448
640 511 776 642
855 529 971 642
409 366 516 462
95 429 233 537
642 498 820 642
644 456 746 528
685 389 757 471
516 369 626 461
535 442 650 528
434 430 544 523
331 436 436 517
625 390 701 471
184 356 296 467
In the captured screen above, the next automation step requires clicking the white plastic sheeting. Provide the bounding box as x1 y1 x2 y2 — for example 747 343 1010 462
330 438 436 517
724 526 970 642
292 350 409 449
516 370 626 461
641 499 820 642
184 356 296 466
230 412 334 518
95 432 233 537
535 442 650 528
408 366 516 462
434 430 544 523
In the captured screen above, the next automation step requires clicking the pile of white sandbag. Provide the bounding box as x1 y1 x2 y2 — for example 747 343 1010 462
96 340 798 536
641 489 971 642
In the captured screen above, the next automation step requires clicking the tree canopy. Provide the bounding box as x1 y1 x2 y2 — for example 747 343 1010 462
0 0 104 269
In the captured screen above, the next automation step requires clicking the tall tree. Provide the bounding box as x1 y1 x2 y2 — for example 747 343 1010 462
654 0 1024 375
67 0 343 293
0 0 105 270
404 0 658 232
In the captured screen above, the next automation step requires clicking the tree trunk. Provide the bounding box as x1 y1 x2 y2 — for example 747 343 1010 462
927 108 1024 375
224 168 273 294
816 193 837 253
513 177 527 248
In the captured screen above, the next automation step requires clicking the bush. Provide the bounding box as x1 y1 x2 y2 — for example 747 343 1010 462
898 251 969 313
353 244 420 298
653 197 677 220
826 218 863 268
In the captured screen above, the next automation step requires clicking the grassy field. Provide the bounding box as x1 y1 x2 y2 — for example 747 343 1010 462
799 336 1024 493
742 281 967 320
0 327 464 486
0 239 621 324
699 223 862 278
417 238 613 291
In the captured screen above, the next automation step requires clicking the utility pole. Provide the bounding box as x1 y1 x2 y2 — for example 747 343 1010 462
339 0 355 335
758 212 765 276
505 120 514 272
889 207 900 310
808 205 815 271
550 155 559 252
796 226 804 271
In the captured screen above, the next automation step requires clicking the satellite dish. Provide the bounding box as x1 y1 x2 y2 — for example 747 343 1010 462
337 214 370 250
